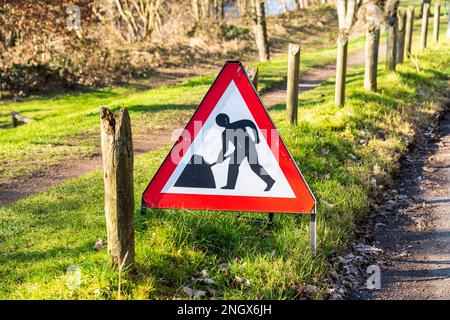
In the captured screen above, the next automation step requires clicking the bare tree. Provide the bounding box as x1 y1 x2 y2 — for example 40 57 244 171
216 0 225 20
335 0 359 106
297 0 309 9
280 0 289 14
237 0 250 18
252 0 270 62
192 0 200 20
98 0 163 42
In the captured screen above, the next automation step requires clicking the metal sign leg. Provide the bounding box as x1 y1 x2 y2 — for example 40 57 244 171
310 207 317 257
141 199 147 215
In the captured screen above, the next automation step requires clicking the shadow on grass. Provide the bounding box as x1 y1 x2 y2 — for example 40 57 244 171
2 241 93 264
348 91 398 108
397 69 447 89
128 104 196 113
2 87 126 105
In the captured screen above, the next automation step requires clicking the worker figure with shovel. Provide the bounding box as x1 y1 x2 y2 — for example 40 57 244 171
213 113 275 191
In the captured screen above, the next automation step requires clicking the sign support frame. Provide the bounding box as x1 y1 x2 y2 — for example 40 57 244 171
310 204 317 257
141 61 319 256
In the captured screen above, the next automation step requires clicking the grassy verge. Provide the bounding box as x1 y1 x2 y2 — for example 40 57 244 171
1 41 448 299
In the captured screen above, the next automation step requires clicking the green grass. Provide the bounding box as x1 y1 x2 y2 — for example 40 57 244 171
1 41 449 299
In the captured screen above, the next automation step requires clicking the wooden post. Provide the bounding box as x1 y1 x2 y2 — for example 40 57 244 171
286 43 300 125
364 8 381 92
386 13 398 71
335 30 348 106
433 1 441 43
247 67 259 91
100 107 135 269
421 3 430 51
405 6 415 59
10 112 35 127
396 10 406 64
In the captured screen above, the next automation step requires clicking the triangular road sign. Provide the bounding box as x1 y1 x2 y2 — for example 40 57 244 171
142 61 315 214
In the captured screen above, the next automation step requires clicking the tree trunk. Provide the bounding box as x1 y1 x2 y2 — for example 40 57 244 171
237 0 248 19
364 25 380 91
279 0 288 14
404 5 415 59
201 0 211 18
253 0 270 62
433 1 440 42
192 0 200 20
100 107 135 269
386 14 398 71
335 31 348 106
286 43 300 125
421 3 430 51
217 0 224 20
209 0 215 18
304 0 309 9
396 10 406 64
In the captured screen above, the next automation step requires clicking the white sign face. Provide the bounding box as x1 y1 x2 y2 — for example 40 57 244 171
162 81 296 198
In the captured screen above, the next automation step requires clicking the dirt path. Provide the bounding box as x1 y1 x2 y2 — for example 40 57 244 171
0 129 173 206
358 111 450 300
0 45 381 207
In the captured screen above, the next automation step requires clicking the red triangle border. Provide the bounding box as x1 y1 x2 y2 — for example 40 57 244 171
142 62 315 214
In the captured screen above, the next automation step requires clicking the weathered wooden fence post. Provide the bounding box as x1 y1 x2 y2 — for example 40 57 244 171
421 3 430 51
10 112 35 127
433 1 441 43
405 6 415 59
247 66 259 91
100 107 135 269
386 12 398 71
335 30 348 106
396 10 406 64
364 3 381 92
286 43 300 125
